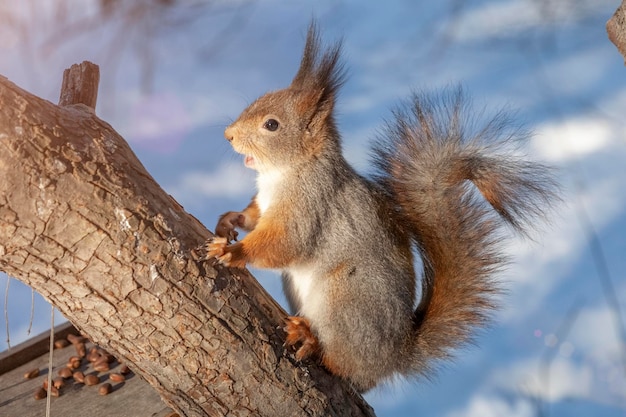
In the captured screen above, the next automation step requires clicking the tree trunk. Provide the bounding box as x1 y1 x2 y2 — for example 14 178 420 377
0 65 374 417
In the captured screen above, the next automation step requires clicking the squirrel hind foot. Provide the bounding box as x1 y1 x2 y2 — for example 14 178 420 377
284 316 321 361
283 316 360 388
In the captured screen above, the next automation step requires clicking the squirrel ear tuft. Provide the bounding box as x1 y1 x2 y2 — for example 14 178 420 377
290 21 346 103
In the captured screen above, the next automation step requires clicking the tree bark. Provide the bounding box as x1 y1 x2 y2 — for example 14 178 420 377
607 0 626 64
0 67 375 417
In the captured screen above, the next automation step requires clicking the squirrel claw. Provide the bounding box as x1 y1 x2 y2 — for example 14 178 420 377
216 252 233 266
284 316 320 361
202 237 243 268
204 237 228 262
205 236 227 254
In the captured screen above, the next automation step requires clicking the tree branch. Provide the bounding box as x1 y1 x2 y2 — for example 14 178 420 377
58 61 100 109
0 67 374 417
607 0 626 64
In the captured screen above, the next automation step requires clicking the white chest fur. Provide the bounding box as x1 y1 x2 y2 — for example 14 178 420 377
287 264 324 319
256 168 284 214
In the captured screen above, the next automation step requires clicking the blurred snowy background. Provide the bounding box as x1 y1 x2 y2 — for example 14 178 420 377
1 1 625 416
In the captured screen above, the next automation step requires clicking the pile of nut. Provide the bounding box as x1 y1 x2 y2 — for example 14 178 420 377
24 333 131 400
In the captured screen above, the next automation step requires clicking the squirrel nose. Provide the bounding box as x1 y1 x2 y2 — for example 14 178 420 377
224 126 234 142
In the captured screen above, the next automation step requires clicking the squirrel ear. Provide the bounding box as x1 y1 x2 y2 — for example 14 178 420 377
291 22 346 98
295 88 322 112
295 89 335 132
291 21 345 132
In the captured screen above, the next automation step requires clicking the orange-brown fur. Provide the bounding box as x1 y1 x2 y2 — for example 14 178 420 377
206 23 557 392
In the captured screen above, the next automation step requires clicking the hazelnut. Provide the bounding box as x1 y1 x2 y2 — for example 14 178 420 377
98 383 112 395
74 342 86 358
109 373 125 383
68 356 82 369
66 334 85 345
58 367 73 379
93 360 110 372
24 368 40 379
33 387 47 400
73 371 85 383
84 374 100 386
54 339 69 349
53 377 65 389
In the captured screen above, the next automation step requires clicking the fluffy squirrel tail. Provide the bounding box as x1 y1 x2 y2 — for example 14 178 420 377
371 87 557 377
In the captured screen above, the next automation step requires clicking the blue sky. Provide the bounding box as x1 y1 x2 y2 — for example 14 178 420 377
1 1 625 416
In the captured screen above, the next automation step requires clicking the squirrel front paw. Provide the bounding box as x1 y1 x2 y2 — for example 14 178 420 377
284 316 321 361
203 237 248 269
203 237 233 265
215 212 245 242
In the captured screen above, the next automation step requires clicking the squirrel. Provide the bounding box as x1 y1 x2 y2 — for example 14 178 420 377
205 23 557 392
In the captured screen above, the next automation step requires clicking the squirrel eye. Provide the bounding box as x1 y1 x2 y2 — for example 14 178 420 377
263 119 279 132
